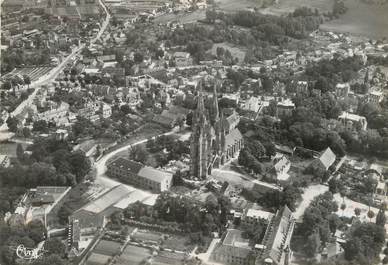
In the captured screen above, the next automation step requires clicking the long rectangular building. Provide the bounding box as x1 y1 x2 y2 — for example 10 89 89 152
107 157 172 192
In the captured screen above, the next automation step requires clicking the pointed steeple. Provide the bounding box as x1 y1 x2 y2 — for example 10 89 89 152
196 79 205 113
212 80 220 124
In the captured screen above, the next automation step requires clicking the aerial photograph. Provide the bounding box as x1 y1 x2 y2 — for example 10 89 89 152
0 0 388 264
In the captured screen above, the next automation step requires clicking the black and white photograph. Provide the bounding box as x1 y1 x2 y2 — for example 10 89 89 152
0 0 388 264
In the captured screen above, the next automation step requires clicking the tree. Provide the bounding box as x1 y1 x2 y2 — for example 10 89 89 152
354 207 361 217
16 144 24 161
340 203 346 216
67 151 91 183
44 238 66 257
305 231 320 257
33 120 49 133
129 145 148 164
376 206 386 227
134 52 144 64
344 222 385 262
23 75 31 88
6 116 19 132
368 210 375 222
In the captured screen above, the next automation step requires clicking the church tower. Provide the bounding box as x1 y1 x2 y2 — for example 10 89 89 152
190 81 212 179
212 81 221 156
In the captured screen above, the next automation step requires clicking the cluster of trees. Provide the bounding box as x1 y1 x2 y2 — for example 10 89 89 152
240 218 268 246
122 193 231 238
303 56 364 93
0 138 91 188
215 46 238 66
343 222 385 264
238 138 275 174
332 0 348 18
298 192 339 257
144 135 190 166
242 184 302 211
1 48 51 74
0 219 67 265
152 192 231 235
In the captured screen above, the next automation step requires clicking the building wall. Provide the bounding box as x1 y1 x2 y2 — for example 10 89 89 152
107 165 168 192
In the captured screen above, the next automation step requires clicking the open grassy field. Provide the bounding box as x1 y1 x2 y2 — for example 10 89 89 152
260 0 332 15
320 0 388 39
215 0 265 12
258 0 388 39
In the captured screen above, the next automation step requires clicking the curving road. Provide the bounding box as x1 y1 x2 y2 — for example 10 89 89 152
94 129 184 188
0 0 111 141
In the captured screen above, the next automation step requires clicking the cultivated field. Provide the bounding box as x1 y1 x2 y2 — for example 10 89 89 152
215 0 266 12
257 0 388 39
320 0 388 39
154 10 205 24
260 0 332 15
116 245 151 265
2 67 53 81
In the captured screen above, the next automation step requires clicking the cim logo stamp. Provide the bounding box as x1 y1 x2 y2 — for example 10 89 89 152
11 245 47 260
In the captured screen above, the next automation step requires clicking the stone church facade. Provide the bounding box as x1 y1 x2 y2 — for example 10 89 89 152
190 80 244 179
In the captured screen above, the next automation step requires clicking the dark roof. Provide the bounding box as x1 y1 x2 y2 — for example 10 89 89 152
31 194 55 205
258 206 295 265
108 157 143 174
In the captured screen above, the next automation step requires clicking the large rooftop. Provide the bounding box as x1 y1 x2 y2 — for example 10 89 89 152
81 185 132 214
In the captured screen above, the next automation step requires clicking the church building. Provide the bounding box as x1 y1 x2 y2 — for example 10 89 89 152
190 80 243 179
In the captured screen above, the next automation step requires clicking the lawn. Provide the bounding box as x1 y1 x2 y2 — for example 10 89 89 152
320 0 388 38
260 0 332 15
216 0 266 12
116 245 151 265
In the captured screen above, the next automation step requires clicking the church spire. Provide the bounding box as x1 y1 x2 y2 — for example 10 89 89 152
197 79 205 113
212 80 220 124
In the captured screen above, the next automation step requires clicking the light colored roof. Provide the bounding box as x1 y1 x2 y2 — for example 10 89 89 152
113 190 148 209
277 99 295 108
85 68 100 74
319 147 336 170
274 156 290 172
246 209 274 220
137 167 173 184
81 185 132 214
338 112 366 122
225 128 243 147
